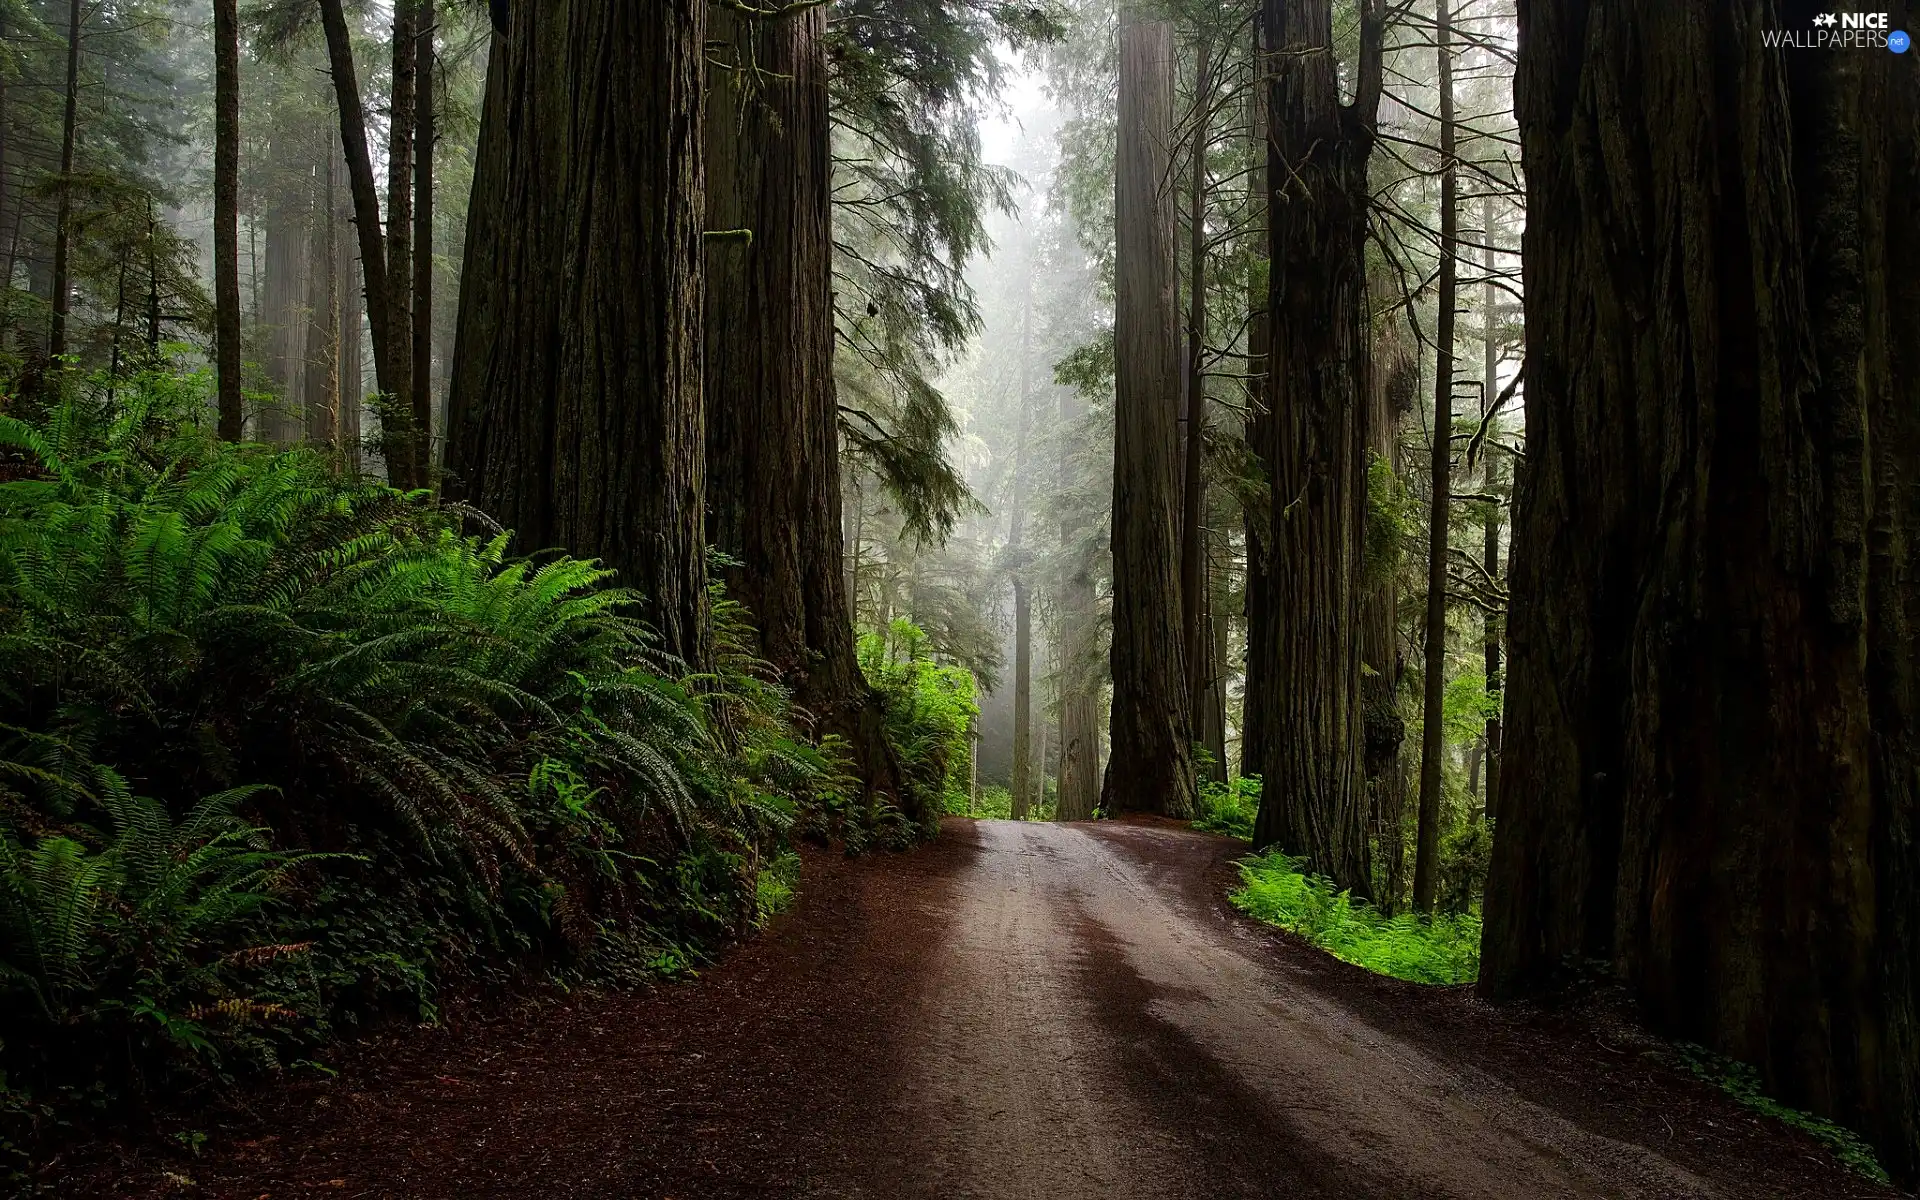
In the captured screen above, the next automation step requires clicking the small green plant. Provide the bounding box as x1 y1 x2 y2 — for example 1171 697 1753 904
858 619 978 837
1232 851 1481 985
1673 1044 1889 1183
753 850 800 927
1193 776 1261 840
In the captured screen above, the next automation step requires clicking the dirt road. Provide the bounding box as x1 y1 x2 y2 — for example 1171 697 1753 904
69 819 1899 1198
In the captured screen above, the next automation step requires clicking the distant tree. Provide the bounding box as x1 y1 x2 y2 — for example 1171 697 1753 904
1104 8 1196 820
214 0 242 439
1481 4 1919 1184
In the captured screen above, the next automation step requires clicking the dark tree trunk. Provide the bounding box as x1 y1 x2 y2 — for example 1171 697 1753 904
47 0 81 362
446 0 711 668
1104 10 1196 820
1240 11 1269 783
1480 192 1504 819
700 5 902 802
1180 39 1212 741
1482 1 1920 1183
259 128 313 446
1246 0 1383 897
382 0 417 486
213 0 243 439
412 5 435 478
336 145 364 471
319 0 405 480
1412 0 1458 914
1198 557 1229 785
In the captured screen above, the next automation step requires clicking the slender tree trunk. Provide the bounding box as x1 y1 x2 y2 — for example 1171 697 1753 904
1105 9 1196 820
1480 193 1503 820
304 150 340 449
1247 0 1384 897
336 144 363 470
1180 38 1213 738
446 0 711 667
1056 386 1102 822
1010 281 1033 823
699 5 904 806
213 0 243 437
1364 331 1415 910
379 0 417 485
1204 550 1229 779
319 0 402 476
412 5 434 480
144 204 160 358
259 128 313 446
1482 2 1920 1183
47 0 82 363
1412 0 1457 913
1240 12 1269 783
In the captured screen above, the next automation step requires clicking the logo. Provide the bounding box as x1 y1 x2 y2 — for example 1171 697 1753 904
1764 12 1900 48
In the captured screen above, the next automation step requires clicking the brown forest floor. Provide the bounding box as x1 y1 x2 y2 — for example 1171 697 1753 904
54 817 1906 1199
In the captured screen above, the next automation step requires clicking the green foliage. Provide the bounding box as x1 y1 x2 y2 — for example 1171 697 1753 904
1673 1044 1890 1184
950 782 1055 821
858 619 978 836
1193 775 1260 841
1232 852 1481 985
0 372 814 1148
1364 450 1416 595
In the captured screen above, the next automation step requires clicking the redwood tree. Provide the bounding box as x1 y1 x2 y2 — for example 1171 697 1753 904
702 6 902 801
212 0 242 439
445 0 711 666
1482 1 1919 1182
1104 9 1196 820
1245 0 1383 897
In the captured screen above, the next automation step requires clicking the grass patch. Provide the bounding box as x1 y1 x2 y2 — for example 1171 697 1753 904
1673 1044 1890 1184
1231 851 1480 985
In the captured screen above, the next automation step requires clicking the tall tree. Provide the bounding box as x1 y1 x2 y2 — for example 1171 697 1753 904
1009 321 1033 822
412 2 435 476
1245 0 1384 897
1478 193 1503 816
385 0 418 485
1481 2 1919 1183
446 0 711 666
319 0 404 474
1363 328 1414 908
47 0 82 361
702 5 902 800
1412 0 1458 913
1105 9 1196 820
1055 378 1102 822
213 0 243 439
1180 34 1214 778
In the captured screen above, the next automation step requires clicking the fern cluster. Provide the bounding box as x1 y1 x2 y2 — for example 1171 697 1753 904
1232 852 1482 986
0 370 814 1164
856 619 978 838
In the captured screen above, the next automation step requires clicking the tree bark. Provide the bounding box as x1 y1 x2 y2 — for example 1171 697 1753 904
446 0 711 668
303 150 340 449
382 0 417 486
319 0 403 476
700 5 903 804
1180 38 1213 746
1246 0 1383 897
1482 1 1920 1182
1056 386 1102 822
213 0 243 439
259 124 313 446
1010 307 1033 823
1364 330 1415 910
1240 10 1269 783
1104 10 1196 820
412 4 435 479
47 0 81 362
1412 0 1458 913
336 145 364 471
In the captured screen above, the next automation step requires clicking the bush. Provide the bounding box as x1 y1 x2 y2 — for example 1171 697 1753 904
1232 851 1481 985
857 619 977 839
0 372 815 1158
1193 775 1260 840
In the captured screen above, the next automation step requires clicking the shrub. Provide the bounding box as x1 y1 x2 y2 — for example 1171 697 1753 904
0 372 815 1154
1193 775 1260 840
1232 851 1481 985
857 619 977 839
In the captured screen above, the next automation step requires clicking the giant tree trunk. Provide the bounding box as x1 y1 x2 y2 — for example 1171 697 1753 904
1482 2 1920 1183
1246 0 1383 897
47 0 80 362
1412 0 1458 913
1104 10 1196 820
446 0 711 668
700 6 902 802
213 0 243 439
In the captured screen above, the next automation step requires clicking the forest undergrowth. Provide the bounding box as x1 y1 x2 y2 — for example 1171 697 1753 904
0 366 967 1182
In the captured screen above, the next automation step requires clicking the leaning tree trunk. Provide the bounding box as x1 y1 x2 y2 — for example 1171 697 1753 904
213 0 243 439
446 0 711 668
1411 0 1458 913
1481 0 1919 1183
700 5 904 807
1104 10 1196 820
1246 0 1383 897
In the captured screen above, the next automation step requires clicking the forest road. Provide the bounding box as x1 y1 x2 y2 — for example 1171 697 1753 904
82 818 1898 1200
